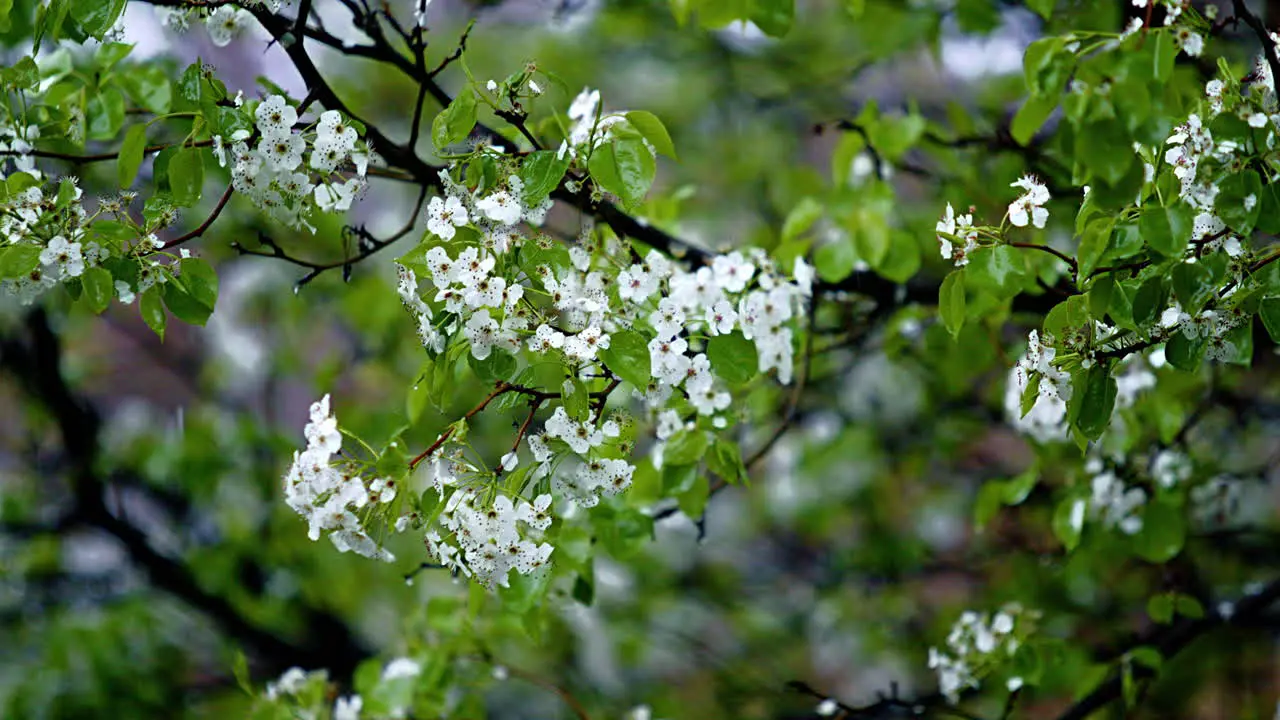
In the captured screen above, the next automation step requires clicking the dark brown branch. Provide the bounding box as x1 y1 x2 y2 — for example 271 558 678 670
160 184 234 250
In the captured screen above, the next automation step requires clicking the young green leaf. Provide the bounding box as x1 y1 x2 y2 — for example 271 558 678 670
706 331 758 386
117 124 146 188
431 88 478 150
587 136 655 208
624 111 677 159
599 329 652 389
939 269 966 338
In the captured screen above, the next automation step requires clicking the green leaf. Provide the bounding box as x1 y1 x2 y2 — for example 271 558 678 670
1073 365 1116 441
781 197 823 242
967 245 1025 298
73 0 127 38
1217 170 1263 235
975 481 1006 529
518 150 570 208
1174 594 1204 619
140 287 166 340
563 376 589 420
600 329 651 388
168 147 204 206
706 331 758 386
1140 205 1193 258
1011 93 1058 146
814 236 855 283
624 111 677 159
1133 501 1185 563
0 243 41 279
1025 0 1053 20
162 281 212 326
867 114 925 161
81 266 112 313
1089 274 1114 320
1260 297 1280 343
3 56 38 89
85 86 126 141
469 348 516 384
431 88 478 150
1171 262 1212 315
1077 218 1112 279
1214 323 1253 366
1164 330 1205 372
1147 594 1174 624
677 473 710 518
120 65 171 114
1023 37 1071 96
939 269 966 338
1152 30 1177 82
588 135 655 208
664 429 709 466
1132 275 1168 328
406 359 433 423
749 0 793 37
707 437 747 485
94 41 132 70
117 124 146 188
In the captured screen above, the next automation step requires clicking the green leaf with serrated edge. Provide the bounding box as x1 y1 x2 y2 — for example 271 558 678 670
140 287 166 340
599 329 650 388
1133 501 1185 563
781 197 823 242
0 244 40 278
624 111 677 159
177 258 217 310
518 150 569 208
939 269 966 338
81 266 112 313
431 87 477 150
587 135 655 208
664 429 709 466
117 124 146 188
1073 365 1116 441
706 331 757 386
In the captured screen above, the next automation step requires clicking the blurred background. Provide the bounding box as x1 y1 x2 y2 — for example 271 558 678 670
4 0 1280 718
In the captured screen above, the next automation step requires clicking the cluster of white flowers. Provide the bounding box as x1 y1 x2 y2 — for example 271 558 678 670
928 604 1034 703
1164 114 1218 210
0 122 39 178
0 178 115 305
425 487 555 588
282 395 398 562
221 95 372 230
1084 455 1146 534
263 656 419 720
936 202 978 267
1007 175 1050 229
1005 334 1157 443
155 1 290 46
